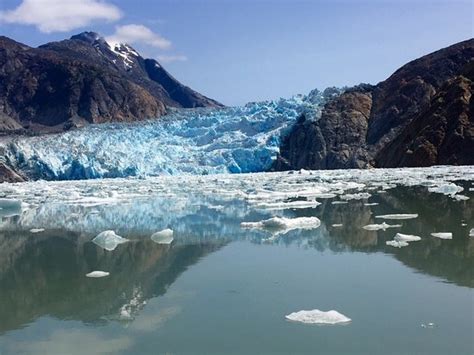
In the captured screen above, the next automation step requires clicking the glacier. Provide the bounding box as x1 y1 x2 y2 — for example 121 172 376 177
1 89 338 180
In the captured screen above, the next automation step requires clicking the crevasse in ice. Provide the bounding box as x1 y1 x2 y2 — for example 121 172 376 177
2 89 336 180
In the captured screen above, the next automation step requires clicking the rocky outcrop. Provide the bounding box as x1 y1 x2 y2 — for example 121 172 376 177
0 32 221 133
274 85 373 170
274 38 474 170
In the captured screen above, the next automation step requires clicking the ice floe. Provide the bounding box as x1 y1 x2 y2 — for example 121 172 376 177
151 229 174 244
332 224 343 227
428 183 463 196
386 240 409 248
254 200 320 210
29 228 45 233
431 232 453 240
363 222 401 231
470 228 474 237
386 233 421 247
92 230 129 251
375 214 418 220
241 216 320 235
86 271 110 278
364 203 379 206
285 309 351 324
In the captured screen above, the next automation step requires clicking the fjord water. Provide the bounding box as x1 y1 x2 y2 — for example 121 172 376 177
0 167 473 354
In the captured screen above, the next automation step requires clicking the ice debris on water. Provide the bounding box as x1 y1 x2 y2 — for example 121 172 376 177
386 240 409 248
331 201 348 205
364 203 379 206
241 216 320 235
421 322 436 329
375 214 418 220
363 222 402 231
254 200 320 210
285 309 351 324
431 232 452 240
332 224 343 227
428 183 463 196
386 233 420 248
151 228 174 244
92 230 129 251
29 228 45 233
470 228 474 237
86 271 110 278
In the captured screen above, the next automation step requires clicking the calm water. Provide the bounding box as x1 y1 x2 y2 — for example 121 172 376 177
0 168 473 354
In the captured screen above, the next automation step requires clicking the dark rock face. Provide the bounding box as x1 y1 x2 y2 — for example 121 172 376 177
0 162 24 183
0 32 221 132
275 38 474 170
274 86 373 170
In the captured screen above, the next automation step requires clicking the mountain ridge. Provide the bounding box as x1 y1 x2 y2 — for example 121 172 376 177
0 31 222 133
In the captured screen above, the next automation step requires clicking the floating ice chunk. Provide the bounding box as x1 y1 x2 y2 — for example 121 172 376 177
453 194 469 201
394 233 421 242
312 193 337 199
421 322 436 328
92 230 129 251
332 224 343 227
340 192 371 201
428 183 463 196
375 214 418 220
363 222 401 231
431 232 452 240
285 309 351 325
470 228 474 237
255 200 320 210
364 203 379 206
29 228 45 233
241 216 320 235
86 271 110 278
386 240 409 248
151 229 174 244
331 201 348 205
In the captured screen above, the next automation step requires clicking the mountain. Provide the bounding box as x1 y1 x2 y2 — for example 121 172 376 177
0 32 221 133
273 38 474 169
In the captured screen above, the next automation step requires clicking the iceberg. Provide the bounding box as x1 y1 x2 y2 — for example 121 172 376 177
375 214 418 220
431 232 452 240
363 222 401 231
86 271 110 278
92 230 129 251
470 228 474 237
29 228 45 233
151 229 174 244
394 233 421 242
386 240 409 248
254 200 320 210
285 309 351 324
241 216 321 235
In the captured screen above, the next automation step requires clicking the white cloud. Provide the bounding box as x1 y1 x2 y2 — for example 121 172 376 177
106 24 171 50
0 0 122 33
157 54 188 63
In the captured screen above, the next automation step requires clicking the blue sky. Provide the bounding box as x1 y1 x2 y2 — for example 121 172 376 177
0 0 472 105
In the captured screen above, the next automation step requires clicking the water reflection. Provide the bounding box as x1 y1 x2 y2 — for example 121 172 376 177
0 182 472 334
0 231 225 334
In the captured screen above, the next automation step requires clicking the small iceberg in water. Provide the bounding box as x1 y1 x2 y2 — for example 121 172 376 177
86 271 110 278
92 230 129 251
241 216 321 235
386 233 421 248
431 232 452 240
470 228 474 237
29 228 45 233
285 309 351 325
375 214 418 220
151 229 174 244
363 222 401 231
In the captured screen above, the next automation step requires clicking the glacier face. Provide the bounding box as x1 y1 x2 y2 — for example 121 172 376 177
2 89 337 180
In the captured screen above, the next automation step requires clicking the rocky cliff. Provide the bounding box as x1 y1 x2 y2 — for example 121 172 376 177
0 32 221 133
274 38 474 169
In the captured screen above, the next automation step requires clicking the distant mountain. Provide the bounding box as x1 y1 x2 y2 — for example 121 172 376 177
0 31 222 132
273 38 474 169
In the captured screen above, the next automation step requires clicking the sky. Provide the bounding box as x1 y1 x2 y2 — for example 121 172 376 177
0 0 472 106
